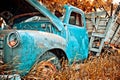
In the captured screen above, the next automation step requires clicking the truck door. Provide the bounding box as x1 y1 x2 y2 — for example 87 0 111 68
67 11 88 60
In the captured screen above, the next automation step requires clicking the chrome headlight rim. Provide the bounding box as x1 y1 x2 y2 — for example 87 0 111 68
7 31 20 48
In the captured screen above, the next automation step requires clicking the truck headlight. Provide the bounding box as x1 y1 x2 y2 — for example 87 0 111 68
7 31 20 48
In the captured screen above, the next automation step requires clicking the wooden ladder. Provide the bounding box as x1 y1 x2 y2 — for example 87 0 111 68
88 11 119 56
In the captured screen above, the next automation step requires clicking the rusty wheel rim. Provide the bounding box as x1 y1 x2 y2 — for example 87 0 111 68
35 61 57 77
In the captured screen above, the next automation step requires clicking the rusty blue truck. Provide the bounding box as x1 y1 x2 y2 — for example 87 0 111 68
0 0 89 79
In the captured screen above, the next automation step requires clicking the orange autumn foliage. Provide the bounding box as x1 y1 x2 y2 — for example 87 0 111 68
38 0 118 13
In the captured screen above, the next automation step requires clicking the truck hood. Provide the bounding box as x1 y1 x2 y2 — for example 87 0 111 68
26 0 64 31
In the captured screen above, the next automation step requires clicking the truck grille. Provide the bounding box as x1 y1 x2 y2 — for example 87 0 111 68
0 36 4 64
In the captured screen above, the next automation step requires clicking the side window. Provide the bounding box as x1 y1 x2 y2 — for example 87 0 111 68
69 12 83 27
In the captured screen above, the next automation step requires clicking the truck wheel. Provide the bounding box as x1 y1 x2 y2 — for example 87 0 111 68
30 51 61 78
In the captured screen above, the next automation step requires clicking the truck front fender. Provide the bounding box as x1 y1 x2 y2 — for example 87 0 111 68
4 30 66 76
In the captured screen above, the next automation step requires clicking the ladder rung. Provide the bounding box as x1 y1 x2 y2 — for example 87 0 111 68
0 46 3 49
90 48 100 53
0 41 3 48
0 37 4 40
100 18 108 21
0 50 3 56
98 27 106 30
92 33 105 38
98 25 106 27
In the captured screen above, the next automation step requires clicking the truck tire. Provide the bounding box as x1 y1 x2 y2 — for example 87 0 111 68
28 51 61 78
38 51 61 70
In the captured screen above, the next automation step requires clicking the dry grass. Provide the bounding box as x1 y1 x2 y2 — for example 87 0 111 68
24 48 120 80
0 48 119 80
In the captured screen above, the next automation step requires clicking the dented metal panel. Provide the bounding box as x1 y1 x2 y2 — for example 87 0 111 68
3 30 66 76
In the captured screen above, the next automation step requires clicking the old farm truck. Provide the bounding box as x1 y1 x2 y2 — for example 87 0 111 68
0 0 89 79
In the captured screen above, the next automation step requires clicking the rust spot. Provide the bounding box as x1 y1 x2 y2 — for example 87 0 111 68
28 61 56 79
0 18 3 27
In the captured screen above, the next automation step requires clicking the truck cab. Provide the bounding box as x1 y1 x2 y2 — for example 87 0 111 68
0 0 89 78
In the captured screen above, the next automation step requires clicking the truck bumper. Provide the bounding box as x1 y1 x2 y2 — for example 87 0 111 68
0 74 21 80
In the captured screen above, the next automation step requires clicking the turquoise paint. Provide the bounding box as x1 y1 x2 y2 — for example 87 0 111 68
4 30 66 76
0 0 89 77
26 0 64 31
